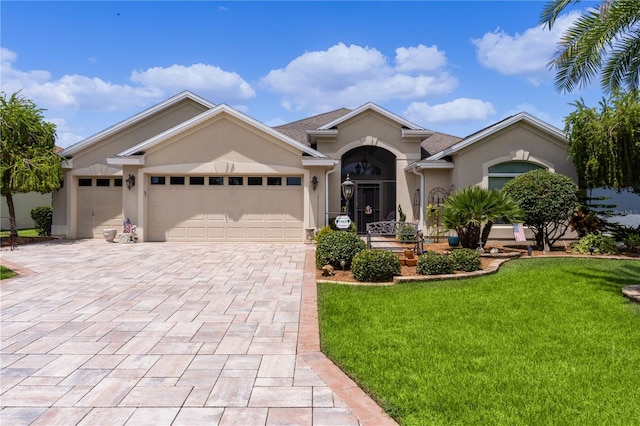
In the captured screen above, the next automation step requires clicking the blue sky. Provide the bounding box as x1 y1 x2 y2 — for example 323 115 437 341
2 1 604 149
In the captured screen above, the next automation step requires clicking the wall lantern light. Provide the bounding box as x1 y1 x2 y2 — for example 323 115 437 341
341 174 355 217
126 174 136 190
311 175 318 191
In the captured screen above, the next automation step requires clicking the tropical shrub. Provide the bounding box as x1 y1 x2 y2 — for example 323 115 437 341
569 205 606 238
503 170 579 250
417 251 454 275
351 249 401 282
449 248 481 272
30 206 53 236
315 230 366 269
572 233 619 255
442 186 523 249
397 223 417 242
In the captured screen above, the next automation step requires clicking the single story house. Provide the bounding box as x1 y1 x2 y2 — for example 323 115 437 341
52 91 577 242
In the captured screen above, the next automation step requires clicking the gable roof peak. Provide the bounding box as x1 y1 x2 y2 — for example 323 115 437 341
60 91 215 156
317 101 426 131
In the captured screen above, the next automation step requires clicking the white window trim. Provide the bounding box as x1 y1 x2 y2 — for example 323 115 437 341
482 150 554 189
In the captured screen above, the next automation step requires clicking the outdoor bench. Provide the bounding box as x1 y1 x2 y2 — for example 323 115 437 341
366 221 423 254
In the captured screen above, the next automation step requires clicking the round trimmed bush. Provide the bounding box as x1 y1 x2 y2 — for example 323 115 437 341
314 225 334 243
316 231 366 269
572 233 619 254
351 249 401 282
417 251 454 275
449 248 481 272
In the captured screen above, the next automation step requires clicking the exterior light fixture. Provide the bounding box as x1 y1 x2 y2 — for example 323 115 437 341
341 174 355 217
311 175 318 191
126 174 136 190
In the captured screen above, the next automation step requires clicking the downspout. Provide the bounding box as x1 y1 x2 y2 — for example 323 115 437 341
325 161 338 226
412 164 425 231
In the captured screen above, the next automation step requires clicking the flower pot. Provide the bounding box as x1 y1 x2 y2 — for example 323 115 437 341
406 258 417 267
403 249 415 259
447 235 460 247
103 228 117 243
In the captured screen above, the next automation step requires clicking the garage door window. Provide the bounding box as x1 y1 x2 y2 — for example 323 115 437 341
229 177 243 186
209 176 224 185
151 176 166 185
287 177 302 186
79 178 92 186
248 177 262 186
115 178 123 187
96 178 110 187
267 177 282 186
189 176 205 185
170 176 185 185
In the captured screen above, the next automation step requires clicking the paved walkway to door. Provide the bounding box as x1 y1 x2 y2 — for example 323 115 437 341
0 240 396 425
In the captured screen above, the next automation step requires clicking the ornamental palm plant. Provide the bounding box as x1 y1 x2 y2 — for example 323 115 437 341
442 186 523 249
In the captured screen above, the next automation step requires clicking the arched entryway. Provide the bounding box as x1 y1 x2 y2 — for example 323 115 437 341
341 147 396 233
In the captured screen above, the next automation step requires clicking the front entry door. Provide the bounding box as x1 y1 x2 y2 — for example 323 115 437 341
354 182 382 234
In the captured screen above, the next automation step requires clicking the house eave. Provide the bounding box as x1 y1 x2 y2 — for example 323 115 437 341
106 155 146 166
301 158 339 167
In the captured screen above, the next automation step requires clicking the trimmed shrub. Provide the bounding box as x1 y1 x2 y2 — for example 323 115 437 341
314 225 334 243
316 231 366 269
30 206 53 236
417 251 454 275
572 233 619 255
449 248 481 272
351 249 401 282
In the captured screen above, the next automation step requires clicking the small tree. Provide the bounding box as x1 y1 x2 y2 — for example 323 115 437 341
503 170 579 249
442 186 523 249
0 92 61 238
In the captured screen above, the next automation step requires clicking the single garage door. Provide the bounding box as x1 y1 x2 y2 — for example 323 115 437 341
147 175 303 242
77 177 123 239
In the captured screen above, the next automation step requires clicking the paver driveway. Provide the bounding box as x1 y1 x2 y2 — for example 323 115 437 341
1 240 395 426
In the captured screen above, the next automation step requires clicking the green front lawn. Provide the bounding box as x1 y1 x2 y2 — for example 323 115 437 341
0 228 39 237
0 265 17 280
318 258 640 425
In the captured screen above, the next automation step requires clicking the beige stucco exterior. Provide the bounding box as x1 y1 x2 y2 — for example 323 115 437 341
53 92 578 244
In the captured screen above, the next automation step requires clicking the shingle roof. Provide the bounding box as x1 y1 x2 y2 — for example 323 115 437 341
420 132 462 157
274 108 352 144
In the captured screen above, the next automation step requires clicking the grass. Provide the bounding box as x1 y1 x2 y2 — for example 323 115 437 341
318 258 640 425
0 265 17 280
0 228 39 237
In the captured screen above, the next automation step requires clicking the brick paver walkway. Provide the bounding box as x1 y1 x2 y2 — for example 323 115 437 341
1 240 395 425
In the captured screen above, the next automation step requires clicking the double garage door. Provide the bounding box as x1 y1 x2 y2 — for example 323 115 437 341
146 175 304 242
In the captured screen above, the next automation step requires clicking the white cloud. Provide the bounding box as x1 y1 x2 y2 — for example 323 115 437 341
261 42 457 113
404 98 496 124
395 45 447 73
45 117 84 148
131 64 255 100
1 48 255 112
472 12 580 80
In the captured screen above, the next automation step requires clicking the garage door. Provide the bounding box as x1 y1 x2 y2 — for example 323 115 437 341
147 175 303 242
77 177 123 239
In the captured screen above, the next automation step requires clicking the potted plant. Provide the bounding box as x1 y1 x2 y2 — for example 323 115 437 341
447 234 460 247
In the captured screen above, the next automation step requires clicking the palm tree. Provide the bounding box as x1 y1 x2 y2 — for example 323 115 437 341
540 0 640 93
442 186 523 249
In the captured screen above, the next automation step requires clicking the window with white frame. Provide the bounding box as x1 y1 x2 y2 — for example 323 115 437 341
488 161 545 190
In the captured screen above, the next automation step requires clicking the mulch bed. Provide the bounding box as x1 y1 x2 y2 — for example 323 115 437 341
316 242 640 284
1 236 57 248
